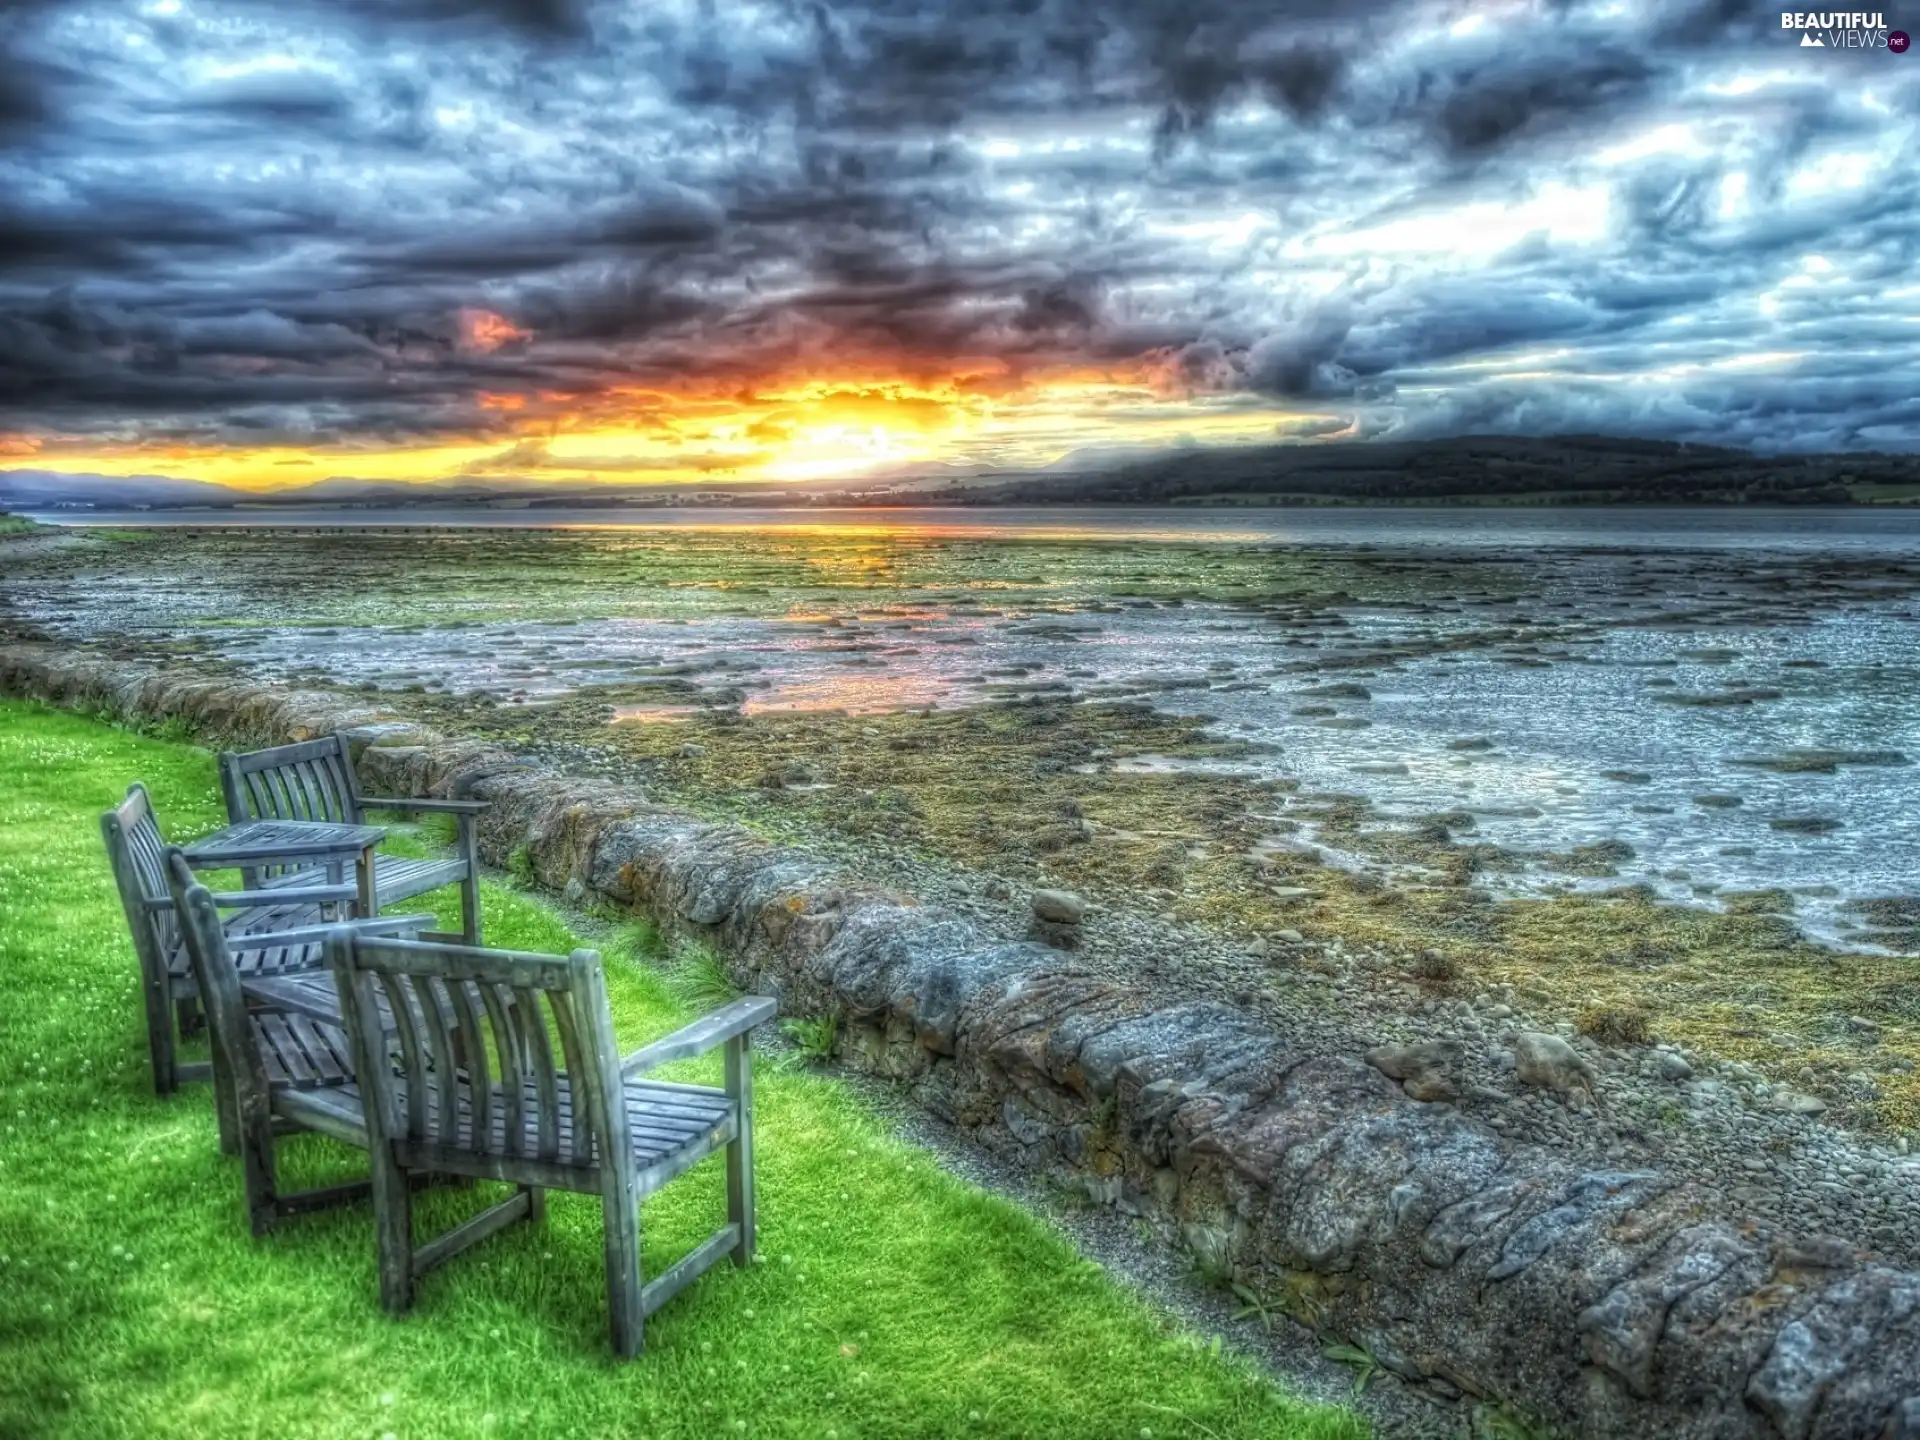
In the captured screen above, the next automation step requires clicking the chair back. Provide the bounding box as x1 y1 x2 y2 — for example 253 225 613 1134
164 849 266 1103
219 734 363 827
326 934 630 1182
219 735 363 886
100 783 180 983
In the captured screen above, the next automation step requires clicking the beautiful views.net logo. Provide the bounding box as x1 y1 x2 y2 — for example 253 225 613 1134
1780 10 1910 47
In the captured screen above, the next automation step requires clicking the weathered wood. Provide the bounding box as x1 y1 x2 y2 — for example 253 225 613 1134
221 733 487 940
631 1115 738 1201
359 796 490 814
618 996 779 1079
167 851 371 1232
144 882 359 912
326 931 775 1357
458 813 482 945
411 1188 534 1277
577 947 645 1357
518 984 561 1161
642 1224 742 1320
101 784 187 1095
352 936 576 988
391 1143 594 1192
275 1178 374 1216
725 1031 755 1268
213 913 438 955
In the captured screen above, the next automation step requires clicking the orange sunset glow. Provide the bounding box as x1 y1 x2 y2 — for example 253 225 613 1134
3 360 1328 495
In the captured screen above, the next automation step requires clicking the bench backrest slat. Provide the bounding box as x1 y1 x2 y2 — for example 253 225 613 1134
329 934 615 1176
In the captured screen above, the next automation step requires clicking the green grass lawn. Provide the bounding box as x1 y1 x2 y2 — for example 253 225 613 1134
0 700 1362 1440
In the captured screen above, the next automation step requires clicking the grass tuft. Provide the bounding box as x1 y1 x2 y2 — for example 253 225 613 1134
413 810 459 849
660 938 740 1011
782 1013 840 1066
505 840 536 886
1577 1003 1654 1046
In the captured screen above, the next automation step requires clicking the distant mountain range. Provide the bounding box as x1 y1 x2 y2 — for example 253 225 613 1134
927 435 1920 507
5 435 1919 513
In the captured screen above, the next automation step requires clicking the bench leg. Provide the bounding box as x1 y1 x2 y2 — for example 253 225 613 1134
603 1184 644 1359
143 973 178 1096
240 1108 281 1238
370 1146 415 1314
724 1032 755 1267
209 1051 240 1156
457 815 482 945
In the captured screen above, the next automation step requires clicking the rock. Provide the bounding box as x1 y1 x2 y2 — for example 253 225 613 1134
1030 888 1085 925
1767 1089 1830 1117
1267 886 1314 903
759 759 818 789
1651 688 1783 707
1733 749 1909 774
1274 928 1306 944
1365 1040 1462 1102
1513 1031 1599 1098
1657 1052 1695 1082
1770 816 1843 836
677 742 708 759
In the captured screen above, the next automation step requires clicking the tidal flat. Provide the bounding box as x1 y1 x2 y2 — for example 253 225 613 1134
6 509 1920 1165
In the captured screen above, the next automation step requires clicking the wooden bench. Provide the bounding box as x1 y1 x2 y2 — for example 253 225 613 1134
219 734 488 943
102 782 369 1095
165 850 435 1233
327 931 776 1357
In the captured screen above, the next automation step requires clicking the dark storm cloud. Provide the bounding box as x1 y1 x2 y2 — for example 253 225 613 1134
180 68 355 123
0 0 1912 459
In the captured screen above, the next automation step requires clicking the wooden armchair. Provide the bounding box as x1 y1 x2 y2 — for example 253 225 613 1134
164 850 435 1233
218 733 487 943
102 782 369 1095
326 931 776 1357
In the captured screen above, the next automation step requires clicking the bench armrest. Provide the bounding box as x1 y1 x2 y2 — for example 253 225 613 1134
145 883 361 912
619 996 778 1080
229 913 438 952
359 796 491 815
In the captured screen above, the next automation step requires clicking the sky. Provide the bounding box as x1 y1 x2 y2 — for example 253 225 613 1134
0 0 1915 496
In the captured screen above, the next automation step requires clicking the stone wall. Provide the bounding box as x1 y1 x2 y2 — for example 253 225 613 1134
6 637 1917 1439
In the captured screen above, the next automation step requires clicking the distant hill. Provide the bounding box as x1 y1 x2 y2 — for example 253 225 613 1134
0 470 244 510
6 435 1919 512
915 435 1920 507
